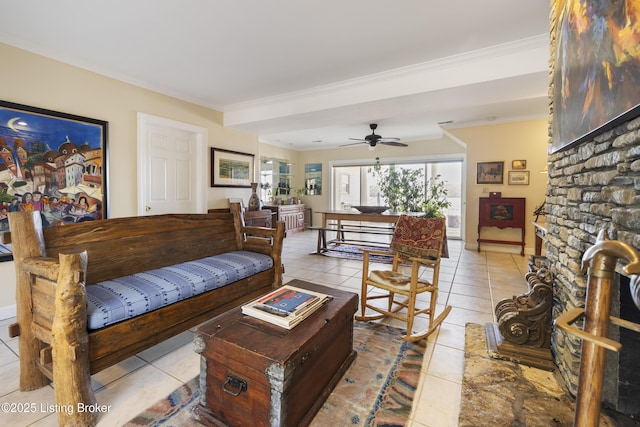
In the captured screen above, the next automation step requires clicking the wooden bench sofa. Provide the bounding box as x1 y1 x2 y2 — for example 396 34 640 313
5 203 285 426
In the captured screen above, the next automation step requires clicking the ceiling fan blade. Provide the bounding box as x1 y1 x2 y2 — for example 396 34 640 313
348 124 402 147
339 141 367 147
379 141 408 147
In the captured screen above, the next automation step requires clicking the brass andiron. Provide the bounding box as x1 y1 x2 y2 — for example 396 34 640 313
555 230 640 427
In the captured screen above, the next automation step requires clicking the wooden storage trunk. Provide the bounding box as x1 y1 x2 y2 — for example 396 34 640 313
193 280 358 427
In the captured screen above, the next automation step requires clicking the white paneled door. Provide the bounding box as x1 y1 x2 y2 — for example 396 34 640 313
137 113 208 215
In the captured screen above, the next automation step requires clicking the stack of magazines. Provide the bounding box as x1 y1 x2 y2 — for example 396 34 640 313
242 284 331 329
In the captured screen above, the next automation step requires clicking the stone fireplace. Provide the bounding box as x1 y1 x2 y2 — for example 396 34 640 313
545 1 640 417
546 72 640 422
546 103 640 417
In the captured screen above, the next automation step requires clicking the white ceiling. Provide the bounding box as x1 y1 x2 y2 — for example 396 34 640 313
0 1 551 150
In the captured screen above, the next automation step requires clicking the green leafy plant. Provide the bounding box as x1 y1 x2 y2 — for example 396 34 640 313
422 175 452 218
370 157 451 217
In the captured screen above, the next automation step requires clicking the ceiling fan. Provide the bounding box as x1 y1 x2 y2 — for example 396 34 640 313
341 123 408 149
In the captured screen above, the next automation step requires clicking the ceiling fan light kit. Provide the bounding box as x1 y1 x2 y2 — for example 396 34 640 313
341 123 408 149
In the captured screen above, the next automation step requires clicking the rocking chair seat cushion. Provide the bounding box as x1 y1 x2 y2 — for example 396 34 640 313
369 270 431 290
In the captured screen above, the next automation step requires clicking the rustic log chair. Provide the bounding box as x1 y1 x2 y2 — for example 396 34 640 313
356 215 452 341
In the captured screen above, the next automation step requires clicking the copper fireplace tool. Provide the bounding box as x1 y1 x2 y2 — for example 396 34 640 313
556 230 640 427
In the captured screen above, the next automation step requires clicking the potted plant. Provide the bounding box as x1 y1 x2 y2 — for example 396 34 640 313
422 175 452 218
371 158 451 217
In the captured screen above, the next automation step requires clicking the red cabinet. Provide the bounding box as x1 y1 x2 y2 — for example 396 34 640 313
477 197 525 256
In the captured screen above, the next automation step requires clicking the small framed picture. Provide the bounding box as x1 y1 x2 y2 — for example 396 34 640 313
210 148 254 188
508 171 530 185
512 160 527 169
476 161 504 185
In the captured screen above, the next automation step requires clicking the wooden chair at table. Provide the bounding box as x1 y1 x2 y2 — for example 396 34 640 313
356 215 452 341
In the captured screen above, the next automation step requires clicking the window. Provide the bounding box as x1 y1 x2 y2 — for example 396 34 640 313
332 159 463 239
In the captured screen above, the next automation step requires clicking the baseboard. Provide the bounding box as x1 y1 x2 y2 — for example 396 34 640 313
0 304 16 321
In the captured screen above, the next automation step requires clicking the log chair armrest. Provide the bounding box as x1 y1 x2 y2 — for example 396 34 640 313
21 257 61 282
242 225 279 239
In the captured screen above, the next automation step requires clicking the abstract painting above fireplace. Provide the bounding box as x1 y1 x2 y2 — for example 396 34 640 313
552 0 640 152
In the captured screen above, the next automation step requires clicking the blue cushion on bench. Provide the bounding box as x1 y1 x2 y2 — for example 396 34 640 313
86 251 273 330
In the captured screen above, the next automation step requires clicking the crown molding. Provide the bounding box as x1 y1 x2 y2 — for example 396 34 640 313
224 34 549 126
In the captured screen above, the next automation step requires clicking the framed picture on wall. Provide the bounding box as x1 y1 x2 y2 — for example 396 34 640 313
210 148 254 188
0 100 109 222
552 0 640 152
512 160 526 169
476 161 504 185
508 171 530 185
304 163 322 195
0 100 109 261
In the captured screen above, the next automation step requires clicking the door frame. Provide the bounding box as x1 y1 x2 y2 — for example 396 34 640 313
136 112 208 215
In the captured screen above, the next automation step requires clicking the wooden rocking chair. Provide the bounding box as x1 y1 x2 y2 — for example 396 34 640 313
356 215 452 341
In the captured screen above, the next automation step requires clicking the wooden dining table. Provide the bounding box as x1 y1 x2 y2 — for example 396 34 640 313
310 210 403 253
317 210 449 257
319 210 409 229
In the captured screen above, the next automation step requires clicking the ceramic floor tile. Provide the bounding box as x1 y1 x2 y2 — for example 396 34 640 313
411 374 462 427
135 330 194 363
0 359 20 397
449 282 492 299
439 265 458 276
334 276 363 291
91 356 147 392
150 343 200 383
0 385 56 426
444 307 494 327
451 273 490 287
447 293 494 313
433 322 466 351
93 364 183 427
30 413 59 426
4 336 18 355
426 344 465 384
298 271 347 286
300 260 345 273
0 341 18 368
326 264 361 276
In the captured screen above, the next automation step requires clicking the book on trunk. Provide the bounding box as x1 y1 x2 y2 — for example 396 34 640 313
241 284 331 329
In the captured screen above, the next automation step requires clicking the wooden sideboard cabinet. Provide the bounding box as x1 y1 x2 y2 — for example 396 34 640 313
244 209 273 228
265 204 305 234
477 197 525 256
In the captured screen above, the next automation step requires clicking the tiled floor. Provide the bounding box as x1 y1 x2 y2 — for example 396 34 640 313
0 230 530 426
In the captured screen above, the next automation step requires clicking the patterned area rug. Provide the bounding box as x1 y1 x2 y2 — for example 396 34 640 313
124 322 425 427
320 243 395 264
